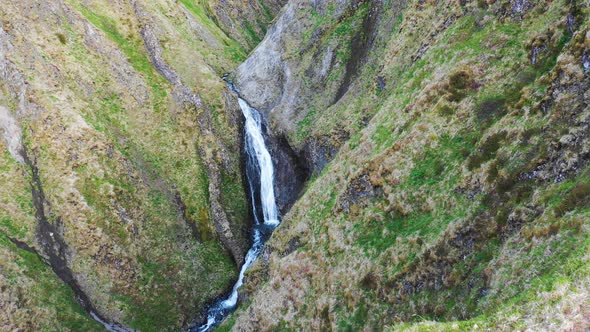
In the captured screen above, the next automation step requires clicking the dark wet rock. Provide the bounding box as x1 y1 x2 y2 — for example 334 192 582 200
454 182 483 200
302 135 340 176
377 76 386 91
567 13 576 34
233 93 306 223
334 0 382 101
266 133 309 215
2 232 36 253
500 206 543 241
337 174 383 213
283 236 302 256
411 44 430 64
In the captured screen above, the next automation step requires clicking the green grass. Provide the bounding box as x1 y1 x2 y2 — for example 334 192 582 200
178 0 247 62
0 233 104 331
372 123 397 148
408 134 474 187
242 20 262 45
220 169 248 228
336 301 369 331
352 208 464 261
216 313 237 332
554 183 590 217
0 216 28 239
354 212 432 254
67 2 168 108
296 108 317 143
0 150 35 240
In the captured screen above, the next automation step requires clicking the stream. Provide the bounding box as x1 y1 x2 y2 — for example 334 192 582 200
189 85 281 331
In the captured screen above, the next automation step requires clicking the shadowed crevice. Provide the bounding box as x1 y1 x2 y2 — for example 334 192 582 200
19 147 129 331
334 0 383 102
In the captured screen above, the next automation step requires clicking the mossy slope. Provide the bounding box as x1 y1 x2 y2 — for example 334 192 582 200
0 0 282 330
226 0 590 330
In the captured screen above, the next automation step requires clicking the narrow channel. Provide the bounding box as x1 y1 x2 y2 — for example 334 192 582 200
190 84 281 332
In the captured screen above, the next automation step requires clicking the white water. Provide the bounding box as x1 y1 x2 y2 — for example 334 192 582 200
90 312 134 332
239 98 280 226
194 97 280 331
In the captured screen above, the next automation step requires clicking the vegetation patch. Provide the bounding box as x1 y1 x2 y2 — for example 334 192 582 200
554 183 590 217
467 131 507 170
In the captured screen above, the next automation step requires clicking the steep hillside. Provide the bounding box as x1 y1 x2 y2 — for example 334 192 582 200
0 0 281 330
2 0 589 331
205 0 287 50
225 0 590 330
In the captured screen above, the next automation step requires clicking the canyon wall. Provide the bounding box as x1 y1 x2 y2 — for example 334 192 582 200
0 0 281 330
1 0 589 331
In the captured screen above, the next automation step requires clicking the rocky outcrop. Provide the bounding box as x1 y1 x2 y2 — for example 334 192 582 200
236 1 298 114
265 133 308 215
236 0 390 184
133 0 247 264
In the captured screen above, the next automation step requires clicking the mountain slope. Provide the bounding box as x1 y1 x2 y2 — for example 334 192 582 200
225 0 590 330
0 0 282 330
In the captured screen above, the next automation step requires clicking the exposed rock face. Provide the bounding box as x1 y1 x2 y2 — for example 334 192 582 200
224 0 590 331
237 0 385 176
0 106 22 163
235 0 384 210
265 132 308 215
236 2 300 114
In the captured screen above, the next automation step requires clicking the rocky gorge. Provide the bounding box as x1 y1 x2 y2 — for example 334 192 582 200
1 0 590 331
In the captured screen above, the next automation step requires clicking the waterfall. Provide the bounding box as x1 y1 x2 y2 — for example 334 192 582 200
240 98 280 227
191 94 280 332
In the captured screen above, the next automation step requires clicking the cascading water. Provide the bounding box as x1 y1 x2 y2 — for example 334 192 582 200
190 90 280 332
239 97 280 227
91 312 133 332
